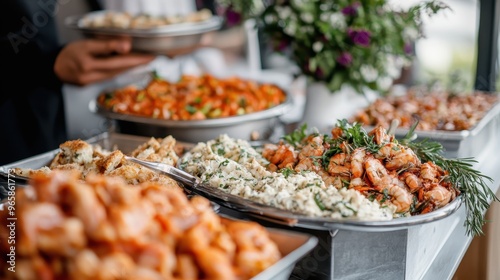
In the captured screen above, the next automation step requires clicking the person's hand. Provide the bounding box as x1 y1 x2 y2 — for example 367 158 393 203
54 38 155 86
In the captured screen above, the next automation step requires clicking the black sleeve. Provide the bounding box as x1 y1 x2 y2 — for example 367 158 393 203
0 0 63 105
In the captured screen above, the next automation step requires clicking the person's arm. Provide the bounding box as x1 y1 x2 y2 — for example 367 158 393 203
54 38 154 86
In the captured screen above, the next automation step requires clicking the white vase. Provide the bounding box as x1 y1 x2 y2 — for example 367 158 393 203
301 82 375 133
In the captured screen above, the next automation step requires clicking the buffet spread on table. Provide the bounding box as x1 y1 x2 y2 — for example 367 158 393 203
2 3 500 280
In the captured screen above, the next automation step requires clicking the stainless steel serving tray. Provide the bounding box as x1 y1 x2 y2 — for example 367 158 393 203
363 98 500 160
90 88 293 143
65 11 223 54
0 132 462 233
170 173 463 232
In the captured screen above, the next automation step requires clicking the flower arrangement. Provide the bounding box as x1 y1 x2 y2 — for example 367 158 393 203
217 0 448 94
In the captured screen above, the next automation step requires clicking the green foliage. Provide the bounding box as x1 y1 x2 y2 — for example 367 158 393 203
217 0 449 94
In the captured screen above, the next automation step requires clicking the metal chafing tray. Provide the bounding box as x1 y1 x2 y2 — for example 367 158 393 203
365 98 500 160
65 11 223 54
90 96 292 143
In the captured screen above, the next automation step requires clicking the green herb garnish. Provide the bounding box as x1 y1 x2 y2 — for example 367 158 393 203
185 105 197 114
282 123 308 147
314 193 326 211
279 167 295 178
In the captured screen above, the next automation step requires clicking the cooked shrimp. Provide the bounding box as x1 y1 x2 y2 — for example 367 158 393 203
331 126 343 139
298 135 324 159
377 143 419 170
295 157 321 173
18 203 86 256
175 254 199 280
386 184 413 213
364 157 391 186
194 247 236 280
424 184 452 208
369 126 391 144
262 144 297 170
351 148 366 178
385 148 419 170
420 162 438 182
365 157 412 212
400 172 421 193
327 153 351 176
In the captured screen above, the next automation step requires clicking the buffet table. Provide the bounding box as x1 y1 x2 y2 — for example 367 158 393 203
1 121 498 280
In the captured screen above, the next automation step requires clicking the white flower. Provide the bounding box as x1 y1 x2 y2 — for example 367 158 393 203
320 12 330 22
403 27 419 41
300 26 314 34
329 12 346 30
360 65 378 82
276 6 292 19
385 56 403 79
284 22 297 36
377 76 393 91
301 13 314 23
292 0 307 9
265 14 276 24
312 41 323 53
319 3 331 11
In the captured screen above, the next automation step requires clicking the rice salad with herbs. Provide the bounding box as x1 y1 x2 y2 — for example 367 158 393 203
180 134 394 220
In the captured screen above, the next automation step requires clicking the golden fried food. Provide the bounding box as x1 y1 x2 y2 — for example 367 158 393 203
14 136 182 188
0 171 281 280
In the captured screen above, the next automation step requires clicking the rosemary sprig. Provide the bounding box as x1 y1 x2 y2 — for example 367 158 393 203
402 123 498 236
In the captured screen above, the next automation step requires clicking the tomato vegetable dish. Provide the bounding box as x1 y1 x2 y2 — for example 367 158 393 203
98 74 287 121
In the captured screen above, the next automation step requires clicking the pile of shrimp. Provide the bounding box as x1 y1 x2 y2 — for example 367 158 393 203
352 89 498 131
0 171 281 280
99 74 287 120
262 126 460 215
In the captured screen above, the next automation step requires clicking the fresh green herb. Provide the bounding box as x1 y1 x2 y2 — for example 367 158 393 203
200 104 212 115
341 179 350 189
217 148 225 156
194 96 202 104
314 193 326 211
151 70 161 80
282 123 308 147
334 119 381 154
279 167 295 178
380 189 389 203
239 97 247 107
185 105 197 114
136 92 146 102
219 159 230 167
344 204 358 215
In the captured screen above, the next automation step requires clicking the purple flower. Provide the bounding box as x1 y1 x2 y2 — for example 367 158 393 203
342 3 361 16
348 29 371 47
276 40 289 51
404 43 413 54
337 52 353 67
225 9 241 27
315 67 324 79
